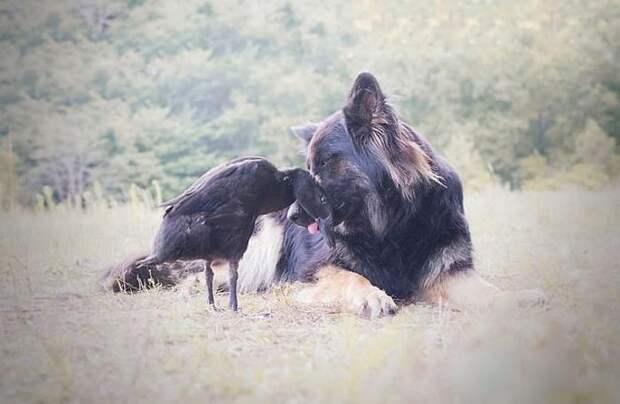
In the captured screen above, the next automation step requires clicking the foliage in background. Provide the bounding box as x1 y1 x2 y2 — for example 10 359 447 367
1 0 619 205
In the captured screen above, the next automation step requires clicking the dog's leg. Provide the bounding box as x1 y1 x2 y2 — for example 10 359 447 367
294 264 397 318
228 260 239 311
204 260 215 305
423 270 548 309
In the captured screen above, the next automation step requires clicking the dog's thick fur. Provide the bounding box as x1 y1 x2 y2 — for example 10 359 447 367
103 73 545 317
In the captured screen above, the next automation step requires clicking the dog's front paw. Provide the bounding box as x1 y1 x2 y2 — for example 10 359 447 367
292 265 398 318
347 286 398 319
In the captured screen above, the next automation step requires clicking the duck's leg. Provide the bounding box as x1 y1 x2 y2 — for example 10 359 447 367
204 260 215 305
228 260 239 311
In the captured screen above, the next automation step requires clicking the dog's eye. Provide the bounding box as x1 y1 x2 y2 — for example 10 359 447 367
320 195 327 204
319 154 337 168
283 176 290 182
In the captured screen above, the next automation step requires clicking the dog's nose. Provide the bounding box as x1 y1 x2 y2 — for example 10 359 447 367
287 201 309 225
288 212 300 222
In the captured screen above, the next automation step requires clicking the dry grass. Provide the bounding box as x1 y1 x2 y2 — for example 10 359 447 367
1 187 619 404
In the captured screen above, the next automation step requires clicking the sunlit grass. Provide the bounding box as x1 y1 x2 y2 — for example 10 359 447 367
1 187 619 403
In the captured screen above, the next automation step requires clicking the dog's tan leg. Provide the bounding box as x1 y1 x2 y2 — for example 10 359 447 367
423 270 548 309
294 264 398 318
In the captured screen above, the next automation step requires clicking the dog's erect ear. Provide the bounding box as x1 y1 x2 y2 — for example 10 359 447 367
343 72 385 134
290 123 319 146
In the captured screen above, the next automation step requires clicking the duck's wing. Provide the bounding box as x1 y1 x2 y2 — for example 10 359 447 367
161 158 266 217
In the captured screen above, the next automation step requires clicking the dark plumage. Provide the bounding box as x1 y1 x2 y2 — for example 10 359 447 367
138 157 328 311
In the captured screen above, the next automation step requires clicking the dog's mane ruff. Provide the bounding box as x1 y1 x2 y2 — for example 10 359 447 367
366 100 444 200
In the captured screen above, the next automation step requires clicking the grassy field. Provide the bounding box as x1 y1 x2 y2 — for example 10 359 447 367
1 188 619 404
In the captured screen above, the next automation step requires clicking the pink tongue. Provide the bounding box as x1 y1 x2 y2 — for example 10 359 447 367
307 221 320 235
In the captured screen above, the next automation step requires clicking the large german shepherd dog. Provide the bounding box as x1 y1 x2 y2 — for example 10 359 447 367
104 72 545 318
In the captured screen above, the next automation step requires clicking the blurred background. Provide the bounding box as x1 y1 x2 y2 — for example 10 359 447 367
1 0 619 208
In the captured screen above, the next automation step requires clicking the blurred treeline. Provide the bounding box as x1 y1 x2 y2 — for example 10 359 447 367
1 0 619 208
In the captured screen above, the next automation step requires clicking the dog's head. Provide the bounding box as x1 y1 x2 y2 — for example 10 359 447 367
291 72 439 234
